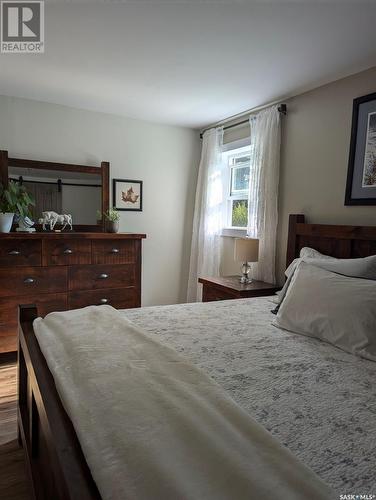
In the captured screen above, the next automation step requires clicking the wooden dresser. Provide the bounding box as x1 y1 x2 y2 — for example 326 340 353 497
0 232 146 353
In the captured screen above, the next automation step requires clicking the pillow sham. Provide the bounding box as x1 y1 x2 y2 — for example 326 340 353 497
274 261 376 362
275 251 376 310
285 247 336 279
276 248 336 308
303 254 376 280
300 247 337 260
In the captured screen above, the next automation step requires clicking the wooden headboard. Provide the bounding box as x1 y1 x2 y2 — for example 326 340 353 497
286 214 376 268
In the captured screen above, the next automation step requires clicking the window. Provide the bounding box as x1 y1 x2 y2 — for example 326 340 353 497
223 145 251 229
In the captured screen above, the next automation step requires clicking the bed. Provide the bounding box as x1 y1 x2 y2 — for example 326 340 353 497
17 214 376 499
124 298 376 495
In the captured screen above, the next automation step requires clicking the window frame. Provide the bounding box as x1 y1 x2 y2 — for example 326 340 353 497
222 142 251 232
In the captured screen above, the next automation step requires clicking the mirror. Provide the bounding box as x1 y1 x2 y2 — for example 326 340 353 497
0 151 110 231
8 166 102 225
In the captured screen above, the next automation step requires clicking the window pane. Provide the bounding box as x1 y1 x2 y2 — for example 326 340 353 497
232 200 248 227
234 155 250 165
231 166 250 194
229 154 250 166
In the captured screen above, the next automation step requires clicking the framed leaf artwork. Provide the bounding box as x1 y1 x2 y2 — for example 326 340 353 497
113 179 143 211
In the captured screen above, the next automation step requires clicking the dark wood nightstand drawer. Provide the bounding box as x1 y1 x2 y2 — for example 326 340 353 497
68 264 135 291
92 239 136 264
0 239 41 267
202 287 236 302
43 239 91 266
68 288 139 309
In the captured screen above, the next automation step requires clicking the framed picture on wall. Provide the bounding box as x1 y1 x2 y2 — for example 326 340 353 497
345 92 376 205
113 178 143 211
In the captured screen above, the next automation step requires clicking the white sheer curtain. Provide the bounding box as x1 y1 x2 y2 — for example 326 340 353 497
187 127 226 302
247 105 281 284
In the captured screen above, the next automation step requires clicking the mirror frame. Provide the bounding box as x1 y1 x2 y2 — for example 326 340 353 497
0 150 109 232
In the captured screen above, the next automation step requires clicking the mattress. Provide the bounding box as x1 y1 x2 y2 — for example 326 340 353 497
122 297 376 495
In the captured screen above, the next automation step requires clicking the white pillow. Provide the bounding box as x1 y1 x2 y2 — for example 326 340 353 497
277 251 376 307
274 262 376 362
276 249 336 306
285 247 336 279
300 247 337 260
303 255 376 280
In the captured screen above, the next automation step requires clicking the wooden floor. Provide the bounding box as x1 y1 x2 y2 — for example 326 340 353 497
0 355 31 500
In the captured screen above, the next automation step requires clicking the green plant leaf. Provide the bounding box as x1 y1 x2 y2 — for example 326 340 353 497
0 182 35 216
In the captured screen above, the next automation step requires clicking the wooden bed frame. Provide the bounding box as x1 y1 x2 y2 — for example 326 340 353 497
18 213 376 499
286 214 376 267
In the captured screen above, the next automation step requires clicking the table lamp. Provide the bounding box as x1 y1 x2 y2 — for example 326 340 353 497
234 238 259 283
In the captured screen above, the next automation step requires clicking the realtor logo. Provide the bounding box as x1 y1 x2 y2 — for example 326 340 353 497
1 1 44 53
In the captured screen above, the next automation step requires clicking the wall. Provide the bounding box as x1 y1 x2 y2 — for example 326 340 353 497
277 66 376 283
219 66 376 283
0 95 200 305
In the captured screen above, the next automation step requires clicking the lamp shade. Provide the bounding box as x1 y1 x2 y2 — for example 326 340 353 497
234 238 259 262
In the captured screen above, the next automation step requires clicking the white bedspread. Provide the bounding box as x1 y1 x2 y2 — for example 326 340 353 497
34 305 332 500
122 298 376 495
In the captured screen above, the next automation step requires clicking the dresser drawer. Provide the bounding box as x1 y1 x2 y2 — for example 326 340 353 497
0 267 67 298
0 335 17 353
68 288 139 309
43 239 91 266
0 292 67 335
68 264 135 291
92 239 136 264
0 239 41 267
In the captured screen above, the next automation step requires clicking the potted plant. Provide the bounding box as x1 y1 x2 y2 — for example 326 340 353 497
96 209 103 226
101 207 120 233
0 182 35 233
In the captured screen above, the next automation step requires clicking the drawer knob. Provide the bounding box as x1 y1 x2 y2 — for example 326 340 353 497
99 273 109 279
24 277 35 284
9 250 21 255
99 298 109 304
63 248 73 254
111 248 119 254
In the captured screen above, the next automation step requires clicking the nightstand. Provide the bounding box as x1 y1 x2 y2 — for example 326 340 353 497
198 276 280 302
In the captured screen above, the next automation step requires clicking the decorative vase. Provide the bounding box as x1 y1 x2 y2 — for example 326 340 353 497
106 220 119 233
0 213 14 233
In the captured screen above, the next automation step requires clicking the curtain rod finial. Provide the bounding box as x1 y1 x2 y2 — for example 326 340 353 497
200 102 287 138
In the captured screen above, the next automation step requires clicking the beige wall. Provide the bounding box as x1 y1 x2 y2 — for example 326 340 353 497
277 66 376 283
0 95 200 306
220 66 376 284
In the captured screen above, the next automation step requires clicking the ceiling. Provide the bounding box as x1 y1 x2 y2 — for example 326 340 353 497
1 1 376 129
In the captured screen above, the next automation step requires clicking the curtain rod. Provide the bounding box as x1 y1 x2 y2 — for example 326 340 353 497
199 103 287 139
